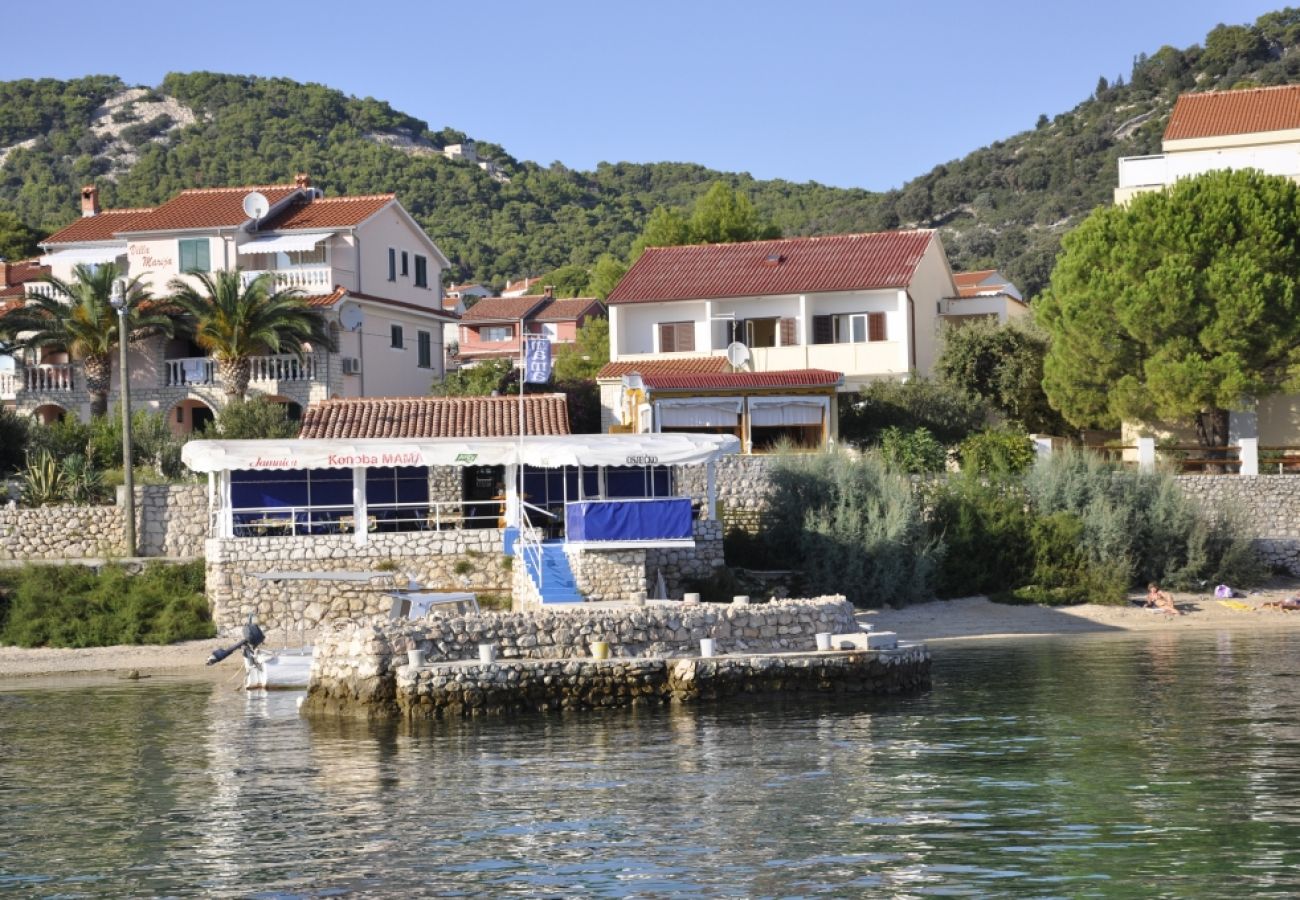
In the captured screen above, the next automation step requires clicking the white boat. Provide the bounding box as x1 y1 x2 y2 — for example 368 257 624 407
244 647 313 690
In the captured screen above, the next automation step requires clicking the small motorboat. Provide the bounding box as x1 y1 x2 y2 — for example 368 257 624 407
207 617 313 690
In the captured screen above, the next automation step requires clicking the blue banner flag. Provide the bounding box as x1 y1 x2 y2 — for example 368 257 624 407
524 336 552 384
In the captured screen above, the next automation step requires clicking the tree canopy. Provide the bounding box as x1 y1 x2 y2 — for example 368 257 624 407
1036 169 1300 445
552 316 609 383
936 318 1068 434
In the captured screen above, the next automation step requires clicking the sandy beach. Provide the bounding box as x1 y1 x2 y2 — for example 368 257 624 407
2 581 1299 679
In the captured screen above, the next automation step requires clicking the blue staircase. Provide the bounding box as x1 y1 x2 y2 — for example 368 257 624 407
524 541 584 603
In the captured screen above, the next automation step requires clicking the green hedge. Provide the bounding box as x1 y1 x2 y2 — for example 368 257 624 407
0 561 215 648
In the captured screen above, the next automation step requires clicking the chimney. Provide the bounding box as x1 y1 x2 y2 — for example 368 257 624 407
543 285 554 299
80 184 100 218
294 172 312 189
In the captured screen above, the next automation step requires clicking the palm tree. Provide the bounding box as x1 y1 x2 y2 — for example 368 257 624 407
2 263 172 418
168 270 334 401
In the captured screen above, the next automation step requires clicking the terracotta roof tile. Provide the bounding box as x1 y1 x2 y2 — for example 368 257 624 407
119 185 302 233
597 358 730 380
607 231 936 304
1165 85 1300 141
0 299 21 318
42 209 154 244
460 294 549 322
260 194 394 230
643 368 842 390
533 298 603 321
298 394 571 439
0 259 49 297
300 287 348 308
952 270 997 287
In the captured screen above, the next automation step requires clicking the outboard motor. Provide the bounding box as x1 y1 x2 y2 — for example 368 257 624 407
206 617 266 666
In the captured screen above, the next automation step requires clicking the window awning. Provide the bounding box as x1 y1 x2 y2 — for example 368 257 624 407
657 398 742 428
182 433 740 473
237 233 332 255
747 396 828 427
39 246 126 266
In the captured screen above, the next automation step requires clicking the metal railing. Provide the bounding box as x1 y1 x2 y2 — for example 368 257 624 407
240 267 333 290
517 501 555 592
224 499 507 537
165 357 216 386
250 354 316 382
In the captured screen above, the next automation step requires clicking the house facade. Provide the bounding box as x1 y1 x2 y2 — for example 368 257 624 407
945 269 1028 325
1114 84 1300 446
456 291 603 368
1 176 455 431
596 231 965 449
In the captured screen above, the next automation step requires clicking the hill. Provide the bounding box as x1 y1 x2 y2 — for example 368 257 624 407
2 8 1299 297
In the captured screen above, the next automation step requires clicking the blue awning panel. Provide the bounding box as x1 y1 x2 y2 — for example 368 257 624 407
566 498 692 543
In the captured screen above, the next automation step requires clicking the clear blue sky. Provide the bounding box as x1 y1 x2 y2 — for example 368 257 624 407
0 1 1283 191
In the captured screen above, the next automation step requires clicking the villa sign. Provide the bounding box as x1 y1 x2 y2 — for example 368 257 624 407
325 452 421 467
625 455 659 465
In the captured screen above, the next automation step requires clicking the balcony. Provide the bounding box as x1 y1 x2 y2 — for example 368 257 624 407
1118 145 1300 190
165 357 216 386
165 354 317 388
240 267 333 291
250 354 317 383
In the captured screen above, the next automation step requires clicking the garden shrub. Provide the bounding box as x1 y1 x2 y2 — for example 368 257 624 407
879 426 947 474
0 561 214 648
929 475 1034 597
958 428 1037 475
25 415 92 462
201 396 298 440
838 375 988 447
0 406 28 476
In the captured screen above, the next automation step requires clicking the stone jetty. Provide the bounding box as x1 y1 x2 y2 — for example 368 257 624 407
300 596 931 719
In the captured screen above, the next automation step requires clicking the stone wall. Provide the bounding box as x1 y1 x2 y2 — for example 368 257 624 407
0 483 206 560
567 548 647 604
384 648 932 720
647 519 725 595
675 456 777 532
304 596 861 714
205 528 512 633
1174 475 1300 574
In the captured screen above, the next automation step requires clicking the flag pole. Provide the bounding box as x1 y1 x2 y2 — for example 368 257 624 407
517 316 526 529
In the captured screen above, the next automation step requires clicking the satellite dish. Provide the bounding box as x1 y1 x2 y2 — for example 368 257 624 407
242 191 270 221
339 303 364 332
725 342 750 369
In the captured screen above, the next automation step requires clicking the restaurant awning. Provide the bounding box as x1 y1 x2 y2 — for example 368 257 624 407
40 246 127 266
236 233 333 255
182 433 740 473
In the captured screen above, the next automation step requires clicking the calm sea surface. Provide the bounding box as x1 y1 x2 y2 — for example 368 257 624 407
1 632 1298 898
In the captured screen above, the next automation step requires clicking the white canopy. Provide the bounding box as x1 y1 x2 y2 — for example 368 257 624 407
40 246 126 266
182 433 740 473
236 233 332 255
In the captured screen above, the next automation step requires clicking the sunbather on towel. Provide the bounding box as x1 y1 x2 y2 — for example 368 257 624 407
1261 597 1300 612
1145 583 1182 615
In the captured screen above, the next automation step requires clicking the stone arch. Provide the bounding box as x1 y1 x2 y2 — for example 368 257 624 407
265 394 303 422
30 403 68 425
170 397 217 436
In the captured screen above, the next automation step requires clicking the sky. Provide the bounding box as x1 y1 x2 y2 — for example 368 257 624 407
0 1 1285 191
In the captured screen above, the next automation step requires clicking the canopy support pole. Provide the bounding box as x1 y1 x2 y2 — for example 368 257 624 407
352 466 368 547
504 464 519 528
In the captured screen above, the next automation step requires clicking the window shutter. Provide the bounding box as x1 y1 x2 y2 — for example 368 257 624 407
179 241 193 273
659 322 675 353
387 249 396 281
812 316 833 345
677 322 695 352
779 318 797 346
196 240 209 271
868 312 887 342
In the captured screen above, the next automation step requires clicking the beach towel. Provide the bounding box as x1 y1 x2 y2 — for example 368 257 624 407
1217 600 1253 613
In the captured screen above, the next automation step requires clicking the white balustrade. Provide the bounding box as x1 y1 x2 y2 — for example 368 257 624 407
0 370 17 398
240 267 333 291
24 364 75 392
249 354 316 383
24 282 57 300
165 357 216 386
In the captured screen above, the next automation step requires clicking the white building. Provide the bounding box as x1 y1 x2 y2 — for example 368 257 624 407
596 230 997 449
2 175 455 430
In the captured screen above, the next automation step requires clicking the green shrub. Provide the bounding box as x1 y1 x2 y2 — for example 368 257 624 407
25 416 92 462
0 406 28 476
764 450 939 607
0 561 214 648
879 426 948 474
958 429 1036 475
61 454 108 504
838 375 988 447
19 451 66 506
929 476 1034 597
722 526 776 570
201 396 298 440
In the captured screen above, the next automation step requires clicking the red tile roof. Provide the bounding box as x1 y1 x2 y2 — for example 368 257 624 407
643 369 842 391
1164 85 1300 142
597 358 730 380
504 275 543 293
952 270 996 288
460 294 549 322
119 185 302 233
606 231 936 304
0 259 50 298
42 208 154 244
300 287 348 308
0 299 22 318
297 394 571 439
261 194 394 230
533 298 603 321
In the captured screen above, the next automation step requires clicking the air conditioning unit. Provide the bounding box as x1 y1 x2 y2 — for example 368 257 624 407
341 357 361 376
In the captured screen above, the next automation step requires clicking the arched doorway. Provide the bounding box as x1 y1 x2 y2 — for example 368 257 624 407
265 395 303 422
170 398 216 436
31 403 68 426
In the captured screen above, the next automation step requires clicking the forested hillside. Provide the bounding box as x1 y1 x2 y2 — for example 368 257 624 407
2 8 1298 297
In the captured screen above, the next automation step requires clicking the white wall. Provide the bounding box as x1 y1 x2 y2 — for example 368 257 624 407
904 237 956 375
355 206 444 310
615 300 710 355
346 300 445 397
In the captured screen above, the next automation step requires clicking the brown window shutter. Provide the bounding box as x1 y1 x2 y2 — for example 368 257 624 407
677 322 695 352
779 317 797 346
659 322 675 353
868 312 887 342
812 315 833 345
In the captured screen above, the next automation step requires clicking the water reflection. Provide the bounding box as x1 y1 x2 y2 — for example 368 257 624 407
0 632 1297 896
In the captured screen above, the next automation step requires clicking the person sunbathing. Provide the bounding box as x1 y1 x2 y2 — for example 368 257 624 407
1145 583 1182 615
1261 597 1300 612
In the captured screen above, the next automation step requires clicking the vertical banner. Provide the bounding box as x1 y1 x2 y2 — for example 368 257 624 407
524 336 552 384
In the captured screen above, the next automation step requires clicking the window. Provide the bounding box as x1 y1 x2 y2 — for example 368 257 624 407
811 313 887 344
414 254 428 288
658 321 695 353
417 330 432 368
387 248 396 281
179 239 210 273
482 325 513 342
779 317 797 346
744 318 778 348
401 251 409 277
390 324 404 349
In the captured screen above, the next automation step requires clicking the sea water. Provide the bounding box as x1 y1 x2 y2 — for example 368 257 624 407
1 631 1297 897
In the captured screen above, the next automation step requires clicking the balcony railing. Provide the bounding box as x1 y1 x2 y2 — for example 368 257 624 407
21 364 76 392
250 354 316 382
165 357 216 386
240 267 333 291
0 370 18 398
24 282 57 300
